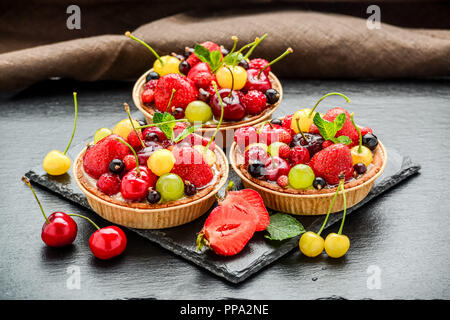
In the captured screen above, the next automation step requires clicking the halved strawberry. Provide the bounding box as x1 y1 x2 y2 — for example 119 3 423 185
219 189 270 231
197 205 256 256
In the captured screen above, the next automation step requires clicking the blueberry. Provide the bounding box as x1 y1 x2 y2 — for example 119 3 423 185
184 47 194 59
270 119 282 126
184 182 197 196
354 163 367 175
362 133 378 151
109 159 125 174
313 177 326 190
265 89 280 105
179 61 191 75
146 71 160 82
147 189 161 204
248 160 265 178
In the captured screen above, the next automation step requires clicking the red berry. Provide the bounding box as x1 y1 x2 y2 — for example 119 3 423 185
187 62 213 89
322 140 334 149
143 126 167 142
234 126 258 149
154 74 198 112
186 41 222 68
242 90 267 115
127 130 144 151
141 88 154 104
120 167 156 201
259 124 292 145
289 146 310 166
264 156 290 181
277 175 289 188
171 146 213 188
89 226 127 260
323 108 359 147
309 144 354 185
123 154 137 171
144 79 158 90
173 121 188 137
244 145 268 165
277 143 291 159
243 69 272 92
361 127 373 136
97 173 121 196
41 212 78 247
248 58 271 75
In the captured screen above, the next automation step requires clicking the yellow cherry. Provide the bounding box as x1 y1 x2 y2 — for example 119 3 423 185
299 231 324 257
147 149 175 176
153 55 181 76
351 145 373 166
291 108 316 134
193 145 216 167
113 119 141 139
43 150 72 176
324 233 350 258
94 128 112 144
216 65 247 90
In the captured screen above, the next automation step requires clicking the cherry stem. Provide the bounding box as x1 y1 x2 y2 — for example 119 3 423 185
350 112 362 153
68 214 100 230
22 176 50 224
258 47 293 78
295 118 308 143
63 92 78 155
115 138 141 176
338 178 347 235
317 180 344 236
165 89 176 113
243 33 268 60
206 81 224 149
308 92 351 117
225 66 234 98
232 39 258 67
136 119 187 129
124 103 145 148
228 36 238 56
125 31 163 65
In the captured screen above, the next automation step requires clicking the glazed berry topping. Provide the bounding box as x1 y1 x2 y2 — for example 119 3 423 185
362 133 378 151
147 189 161 204
354 163 367 175
248 160 265 178
312 177 326 190
265 89 280 105
184 181 197 196
146 71 160 82
97 173 121 195
109 159 125 174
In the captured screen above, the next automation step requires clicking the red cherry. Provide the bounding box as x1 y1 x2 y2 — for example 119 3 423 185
243 69 272 92
289 146 310 166
89 226 127 260
41 212 78 247
259 124 292 145
187 62 213 89
121 167 156 201
143 126 167 142
234 126 258 149
210 89 246 121
264 156 290 181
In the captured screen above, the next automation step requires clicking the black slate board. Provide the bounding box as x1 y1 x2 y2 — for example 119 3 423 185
24 117 420 283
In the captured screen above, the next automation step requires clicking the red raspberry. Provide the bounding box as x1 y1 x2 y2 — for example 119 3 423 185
289 146 310 165
127 130 144 151
144 80 158 90
96 173 121 195
278 144 291 159
361 127 373 136
277 175 289 188
234 126 258 149
248 58 271 75
123 154 137 171
141 88 154 104
242 90 267 115
322 140 334 149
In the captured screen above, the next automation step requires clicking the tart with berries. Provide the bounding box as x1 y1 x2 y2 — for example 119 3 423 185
73 105 228 229
230 93 387 215
128 32 290 147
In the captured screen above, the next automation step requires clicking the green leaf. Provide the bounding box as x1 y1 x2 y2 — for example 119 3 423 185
334 113 346 131
193 44 211 63
209 50 222 71
264 213 305 241
173 125 202 143
313 113 337 141
153 112 175 139
223 52 244 65
331 135 352 145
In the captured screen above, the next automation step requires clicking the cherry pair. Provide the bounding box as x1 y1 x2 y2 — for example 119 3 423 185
22 177 126 260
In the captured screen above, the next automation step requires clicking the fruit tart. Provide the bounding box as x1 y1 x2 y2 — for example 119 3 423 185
127 32 291 147
73 104 228 229
230 92 387 215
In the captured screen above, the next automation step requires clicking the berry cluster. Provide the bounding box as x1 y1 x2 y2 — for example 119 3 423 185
234 92 379 190
127 32 292 124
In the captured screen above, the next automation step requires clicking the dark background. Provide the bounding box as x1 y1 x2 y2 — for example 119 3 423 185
1 78 449 299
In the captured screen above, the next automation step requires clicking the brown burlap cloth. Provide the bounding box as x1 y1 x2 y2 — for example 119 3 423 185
1 5 449 92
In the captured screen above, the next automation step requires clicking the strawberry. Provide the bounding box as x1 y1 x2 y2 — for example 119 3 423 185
322 140 334 149
242 90 267 115
83 134 130 179
186 41 222 68
197 204 256 256
309 123 320 134
309 143 354 185
248 58 271 75
171 146 213 188
219 189 270 232
259 124 292 146
323 107 359 147
187 62 213 89
154 74 198 112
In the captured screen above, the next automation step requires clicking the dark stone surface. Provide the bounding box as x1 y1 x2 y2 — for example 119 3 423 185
1 79 449 299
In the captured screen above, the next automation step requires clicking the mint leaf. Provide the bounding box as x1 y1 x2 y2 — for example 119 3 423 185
193 44 211 64
153 112 175 139
173 125 202 143
334 113 346 131
223 52 244 65
209 50 223 71
313 113 337 140
264 213 305 241
331 135 352 145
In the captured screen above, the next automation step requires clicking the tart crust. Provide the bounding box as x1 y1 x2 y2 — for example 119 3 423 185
75 147 225 209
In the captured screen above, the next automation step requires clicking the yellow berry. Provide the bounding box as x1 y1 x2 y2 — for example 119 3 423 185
43 150 71 175
216 65 247 90
193 145 216 167
94 128 112 144
351 145 373 166
153 55 180 76
291 108 316 134
299 231 324 257
113 119 140 139
324 233 350 258
147 149 175 176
